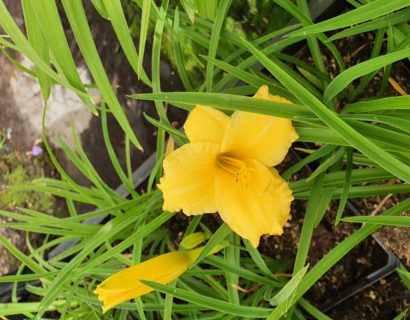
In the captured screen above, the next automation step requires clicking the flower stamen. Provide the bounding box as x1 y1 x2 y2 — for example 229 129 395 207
216 154 246 181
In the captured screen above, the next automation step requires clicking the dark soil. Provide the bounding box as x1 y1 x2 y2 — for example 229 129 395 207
327 272 408 320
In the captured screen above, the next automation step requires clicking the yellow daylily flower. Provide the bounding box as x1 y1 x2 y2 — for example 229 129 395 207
158 85 298 247
95 247 203 313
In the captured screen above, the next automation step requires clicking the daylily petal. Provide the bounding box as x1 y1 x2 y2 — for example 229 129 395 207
184 106 230 144
95 248 202 313
221 85 298 167
215 157 293 247
158 142 219 215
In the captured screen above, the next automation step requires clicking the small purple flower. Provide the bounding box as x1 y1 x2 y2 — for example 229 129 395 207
32 145 43 156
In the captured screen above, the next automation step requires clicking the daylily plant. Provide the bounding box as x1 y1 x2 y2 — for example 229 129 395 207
159 85 298 247
96 86 298 313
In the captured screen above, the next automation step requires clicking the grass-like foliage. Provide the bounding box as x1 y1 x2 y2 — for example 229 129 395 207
0 0 409 319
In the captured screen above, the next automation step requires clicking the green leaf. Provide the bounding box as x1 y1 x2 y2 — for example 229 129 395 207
298 298 332 320
307 147 345 182
335 148 353 224
151 0 170 185
101 104 137 196
213 35 306 91
225 233 240 304
144 114 188 146
172 8 193 91
283 145 336 180
30 0 97 113
269 265 309 306
297 67 324 89
294 184 410 200
273 0 345 72
61 0 143 150
102 0 151 85
328 8 410 41
90 0 108 18
295 0 327 78
130 92 313 119
270 56 323 100
21 0 51 100
243 240 273 277
291 167 394 194
180 0 196 23
343 96 410 113
196 0 218 20
191 224 231 268
294 171 325 273
324 48 410 102
0 302 57 316
240 38 410 183
397 265 410 290
290 0 410 36
0 233 45 274
142 280 272 318
314 187 336 227
137 0 151 80
0 272 57 283
341 215 410 227
205 256 282 288
203 56 294 100
341 114 410 134
180 232 208 250
393 309 408 320
205 0 232 92
349 27 385 101
348 120 410 152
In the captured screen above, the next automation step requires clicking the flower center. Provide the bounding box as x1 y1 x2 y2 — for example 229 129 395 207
216 154 246 180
